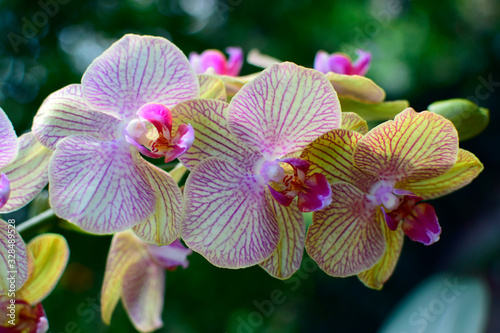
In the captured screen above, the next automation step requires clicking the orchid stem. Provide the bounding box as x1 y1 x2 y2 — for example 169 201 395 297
17 209 55 234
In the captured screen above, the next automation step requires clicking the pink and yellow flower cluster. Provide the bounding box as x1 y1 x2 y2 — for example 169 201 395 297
0 34 485 332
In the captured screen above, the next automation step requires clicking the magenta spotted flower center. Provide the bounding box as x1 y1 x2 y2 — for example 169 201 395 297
260 157 332 213
368 180 441 245
125 103 194 163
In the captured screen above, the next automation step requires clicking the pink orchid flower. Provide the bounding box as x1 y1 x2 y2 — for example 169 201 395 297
314 49 371 76
189 47 243 76
172 62 341 278
101 231 192 332
32 34 200 239
301 108 483 289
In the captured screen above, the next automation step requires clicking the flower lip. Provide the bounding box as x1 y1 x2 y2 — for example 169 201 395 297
264 157 332 212
147 239 192 271
125 103 195 162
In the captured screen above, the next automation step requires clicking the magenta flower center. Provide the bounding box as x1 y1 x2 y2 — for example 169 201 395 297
125 103 194 163
260 158 332 212
369 180 441 245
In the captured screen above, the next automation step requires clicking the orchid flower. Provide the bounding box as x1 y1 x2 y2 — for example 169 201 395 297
32 34 200 241
314 49 371 76
189 47 243 76
173 62 341 278
301 108 483 289
101 231 191 332
0 223 69 332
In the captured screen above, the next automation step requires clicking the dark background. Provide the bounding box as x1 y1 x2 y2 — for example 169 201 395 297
1 0 499 332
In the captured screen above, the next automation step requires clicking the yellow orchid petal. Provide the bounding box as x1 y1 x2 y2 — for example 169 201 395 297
340 97 410 121
198 74 226 101
17 233 69 304
358 222 404 290
341 112 369 134
306 182 386 277
168 163 188 184
101 230 149 325
0 219 29 292
325 72 385 103
132 161 182 246
171 99 255 170
354 108 459 182
301 129 377 193
260 193 305 279
401 149 484 200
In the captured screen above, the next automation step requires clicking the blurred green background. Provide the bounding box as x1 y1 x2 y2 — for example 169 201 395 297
1 0 500 332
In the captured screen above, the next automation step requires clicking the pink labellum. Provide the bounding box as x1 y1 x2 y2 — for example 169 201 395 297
382 191 423 231
297 173 332 212
126 103 195 163
266 158 332 212
137 103 172 134
0 173 11 209
189 47 243 76
402 203 441 246
147 239 192 271
267 185 294 207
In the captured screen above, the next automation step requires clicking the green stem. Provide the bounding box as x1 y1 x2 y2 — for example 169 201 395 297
17 209 55 234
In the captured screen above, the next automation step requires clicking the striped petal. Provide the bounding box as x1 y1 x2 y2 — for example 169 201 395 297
172 99 259 169
82 34 199 120
0 108 18 169
325 72 385 103
228 62 341 160
122 258 165 333
183 157 280 268
341 112 369 134
49 137 156 234
33 84 122 150
354 108 459 182
0 219 29 292
340 97 410 121
0 133 52 213
17 234 69 304
132 161 182 246
198 74 227 101
259 195 305 279
401 149 483 200
306 182 385 277
358 222 404 290
301 129 377 193
101 230 149 325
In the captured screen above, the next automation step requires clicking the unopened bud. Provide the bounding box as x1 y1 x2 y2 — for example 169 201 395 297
428 98 489 141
